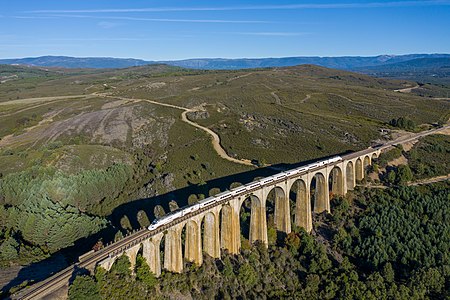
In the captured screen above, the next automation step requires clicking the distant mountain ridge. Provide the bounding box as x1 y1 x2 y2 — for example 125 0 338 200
1 54 449 71
0 55 152 69
161 54 450 70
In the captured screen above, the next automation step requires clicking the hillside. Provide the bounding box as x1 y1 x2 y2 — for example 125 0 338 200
0 64 449 295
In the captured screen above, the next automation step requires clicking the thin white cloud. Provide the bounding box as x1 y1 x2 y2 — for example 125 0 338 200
13 15 60 19
27 1 450 13
0 44 80 47
22 14 268 24
46 37 187 41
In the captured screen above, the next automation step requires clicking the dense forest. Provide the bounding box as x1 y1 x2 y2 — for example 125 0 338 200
68 182 449 300
0 149 153 266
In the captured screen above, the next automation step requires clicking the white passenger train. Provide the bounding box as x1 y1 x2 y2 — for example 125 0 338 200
148 156 342 231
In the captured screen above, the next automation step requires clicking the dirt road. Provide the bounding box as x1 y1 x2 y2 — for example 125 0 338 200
408 174 450 186
394 85 420 93
109 95 255 166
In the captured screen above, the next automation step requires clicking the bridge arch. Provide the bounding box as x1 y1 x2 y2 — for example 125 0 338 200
289 179 312 232
267 186 290 234
329 166 344 196
310 172 329 213
363 155 371 175
202 211 220 258
372 152 378 160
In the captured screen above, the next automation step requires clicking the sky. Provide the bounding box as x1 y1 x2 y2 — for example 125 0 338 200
1 0 449 60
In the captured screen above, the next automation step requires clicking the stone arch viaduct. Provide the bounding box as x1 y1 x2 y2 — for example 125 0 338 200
96 149 380 275
13 125 448 299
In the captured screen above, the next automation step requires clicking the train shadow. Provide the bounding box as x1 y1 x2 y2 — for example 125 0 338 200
2 150 354 297
107 151 353 229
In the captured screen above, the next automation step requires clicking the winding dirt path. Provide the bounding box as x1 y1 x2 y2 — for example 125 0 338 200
270 91 282 104
300 94 311 103
227 72 254 82
1 92 254 166
394 84 420 93
107 95 254 166
408 174 450 186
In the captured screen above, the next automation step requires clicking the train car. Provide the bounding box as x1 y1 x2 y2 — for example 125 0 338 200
183 203 200 215
261 176 274 185
199 197 216 208
231 186 247 196
148 219 160 231
218 193 232 201
246 182 261 190
148 212 177 231
274 173 287 180
284 170 296 177
308 163 320 169
328 156 342 164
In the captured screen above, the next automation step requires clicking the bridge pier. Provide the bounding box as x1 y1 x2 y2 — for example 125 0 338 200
221 199 241 254
203 208 221 258
355 158 364 181
346 161 356 190
185 218 202 265
310 172 330 213
293 178 312 233
164 223 184 273
98 255 115 272
142 233 163 276
125 244 141 273
248 191 268 245
272 183 292 234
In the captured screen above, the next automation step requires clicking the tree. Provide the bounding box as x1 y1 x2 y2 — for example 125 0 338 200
390 117 416 131
154 205 166 218
209 188 221 197
382 262 395 283
111 255 131 278
386 170 397 185
114 230 123 242
237 262 258 289
396 165 413 185
168 200 179 212
0 237 19 260
135 254 157 289
188 194 199 205
267 226 277 245
285 232 301 255
137 210 150 228
68 275 100 300
229 182 242 189
120 215 132 231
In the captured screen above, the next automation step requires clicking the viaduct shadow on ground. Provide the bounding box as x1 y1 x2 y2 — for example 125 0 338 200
1 150 354 297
